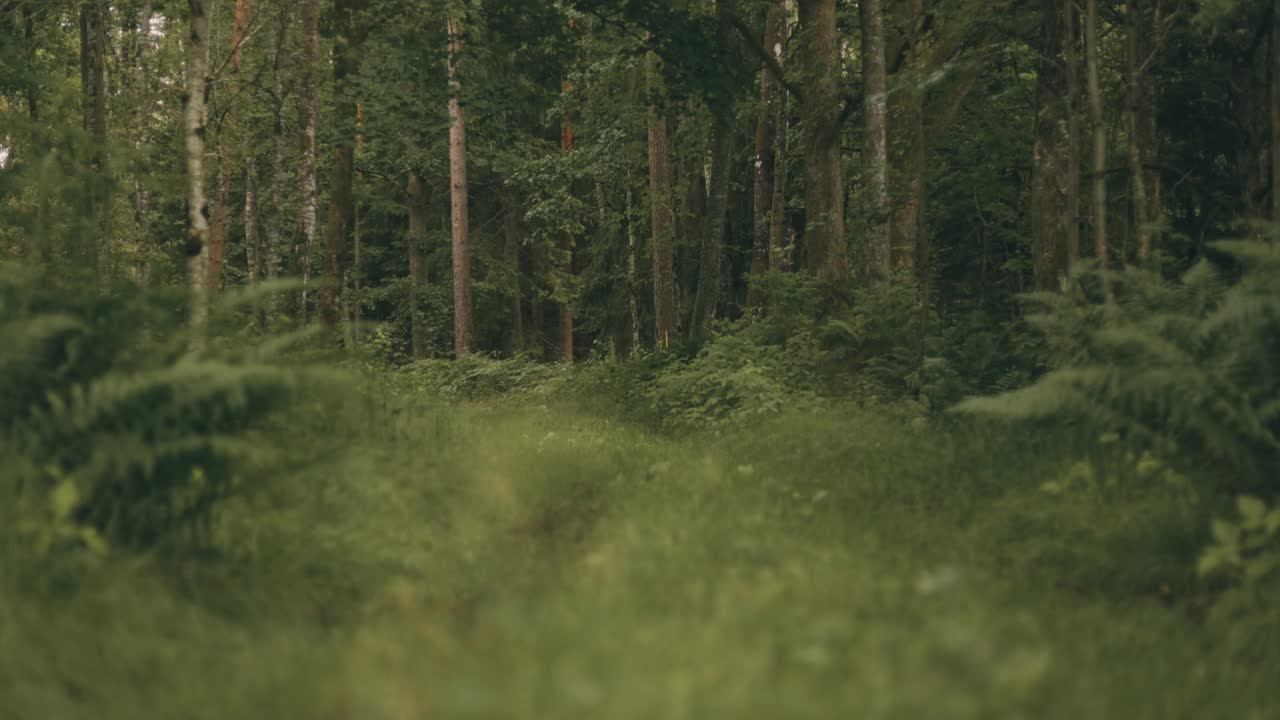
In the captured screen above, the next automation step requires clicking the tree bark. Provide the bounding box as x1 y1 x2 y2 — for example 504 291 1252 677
184 0 212 343
79 0 107 268
1126 0 1161 262
861 0 891 289
1273 0 1280 226
890 0 924 278
798 0 848 291
245 150 260 286
648 54 678 349
448 17 475 357
626 182 641 353
408 171 429 360
748 0 788 308
297 0 319 323
559 84 576 364
265 2 290 325
1032 0 1080 292
1085 0 1108 273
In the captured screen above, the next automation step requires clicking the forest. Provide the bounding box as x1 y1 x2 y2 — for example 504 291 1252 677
1 0 1279 716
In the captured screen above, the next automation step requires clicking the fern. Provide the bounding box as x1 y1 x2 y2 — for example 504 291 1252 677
955 241 1280 491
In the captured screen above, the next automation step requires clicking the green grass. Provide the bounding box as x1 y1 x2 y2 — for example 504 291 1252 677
1 374 1275 719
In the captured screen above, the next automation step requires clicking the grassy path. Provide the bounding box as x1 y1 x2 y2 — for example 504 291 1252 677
3 395 1276 719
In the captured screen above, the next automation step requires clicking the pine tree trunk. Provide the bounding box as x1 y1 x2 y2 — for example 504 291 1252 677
184 0 212 344
648 54 678 349
747 0 787 308
448 17 475 357
798 0 848 291
1085 0 1108 273
209 153 230 292
297 0 319 323
1032 0 1080 292
861 0 891 289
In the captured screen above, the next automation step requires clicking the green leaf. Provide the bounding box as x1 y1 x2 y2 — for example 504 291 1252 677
1237 496 1268 527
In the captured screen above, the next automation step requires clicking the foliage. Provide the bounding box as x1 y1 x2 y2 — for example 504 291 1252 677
0 268 314 551
401 355 569 401
955 241 1280 491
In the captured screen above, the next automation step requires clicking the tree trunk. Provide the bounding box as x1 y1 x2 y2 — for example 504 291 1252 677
861 0 891 289
1085 0 1108 273
648 54 678 349
1273 0 1280 226
1126 0 1161 262
691 118 732 340
769 90 791 272
559 85 575 364
890 0 924 278
626 181 641 353
209 154 230 292
448 17 475 357
265 3 290 325
184 0 212 343
22 2 37 121
408 172 429 360
244 151 259 286
297 0 319 323
322 0 366 327
79 0 107 268
798 0 848 291
748 0 787 308
1032 0 1080 292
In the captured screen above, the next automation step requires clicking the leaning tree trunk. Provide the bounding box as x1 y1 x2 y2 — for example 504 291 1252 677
1032 0 1080 292
297 0 319 322
747 0 788 308
798 0 848 291
448 17 475 357
648 54 678 349
1085 0 1108 274
184 0 212 343
861 0 891 289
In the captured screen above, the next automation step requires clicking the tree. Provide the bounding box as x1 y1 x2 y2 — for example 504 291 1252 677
1084 0 1108 275
861 0 891 289
648 52 677 349
322 0 368 328
1126 0 1161 262
184 0 212 342
797 0 848 291
298 0 320 322
747 0 788 307
1032 0 1080 292
448 16 475 357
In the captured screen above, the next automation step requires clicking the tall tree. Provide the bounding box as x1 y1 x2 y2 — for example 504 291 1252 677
1085 0 1108 273
797 0 848 290
1032 0 1080 292
322 0 368 327
1273 0 1280 226
559 81 576 364
408 171 429 360
1126 0 1161 262
861 0 891 288
448 16 475 357
648 53 678 348
264 2 291 324
747 0 788 308
691 117 732 340
184 0 212 342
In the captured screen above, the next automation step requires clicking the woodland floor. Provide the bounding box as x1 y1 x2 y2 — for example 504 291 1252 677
2 381 1278 719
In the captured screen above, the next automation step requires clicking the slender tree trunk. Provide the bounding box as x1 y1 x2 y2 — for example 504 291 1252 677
648 54 678 349
691 118 732 340
322 0 366 327
559 84 576 364
769 90 791 272
1085 0 1108 274
79 0 107 268
1032 0 1080 292
265 3 290 325
209 155 230 291
1126 0 1150 262
890 0 924 278
626 181 641 353
861 0 891 288
798 0 848 290
245 152 259 286
748 0 787 308
297 0 319 323
448 17 475 357
1273 0 1280 226
408 172 430 360
184 0 212 343
22 2 37 121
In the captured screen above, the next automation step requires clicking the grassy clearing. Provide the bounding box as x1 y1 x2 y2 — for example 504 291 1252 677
1 375 1274 719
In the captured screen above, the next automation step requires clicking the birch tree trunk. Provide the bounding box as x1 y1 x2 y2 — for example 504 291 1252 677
448 17 475 357
860 0 891 289
184 0 212 343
